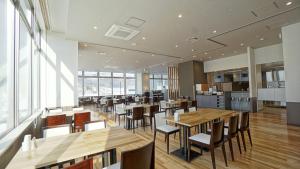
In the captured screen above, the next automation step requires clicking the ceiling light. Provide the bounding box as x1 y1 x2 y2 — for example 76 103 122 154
175 45 179 48
142 37 146 40
199 58 203 61
192 49 195 52
213 30 217 34
131 42 136 46
96 52 106 55
192 55 197 58
260 38 264 41
178 14 183 18
135 60 139 63
122 49 127 52
221 53 224 56
204 52 208 55
180 58 184 61
84 44 88 47
151 54 155 56
240 43 244 46
286 1 292 6
93 26 98 30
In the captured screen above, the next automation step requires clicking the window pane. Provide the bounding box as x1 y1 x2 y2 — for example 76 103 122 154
78 77 83 97
266 71 273 82
99 72 111 77
277 70 285 81
113 72 124 77
113 78 124 95
99 78 112 96
154 74 161 78
84 71 97 76
77 70 83 76
126 73 135 78
162 74 168 79
154 79 162 90
32 41 39 112
126 79 136 94
19 0 32 26
84 78 98 96
150 79 153 91
163 80 168 89
0 0 15 137
18 18 32 123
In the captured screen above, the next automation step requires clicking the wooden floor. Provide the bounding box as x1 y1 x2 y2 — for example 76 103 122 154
89 105 300 169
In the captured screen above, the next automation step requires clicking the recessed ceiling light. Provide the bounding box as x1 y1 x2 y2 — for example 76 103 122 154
96 52 106 55
175 44 179 48
260 38 264 41
151 54 155 56
131 42 136 46
221 53 224 56
142 37 146 40
180 58 184 61
192 49 195 52
204 52 208 55
178 14 183 18
199 58 203 61
240 43 244 46
93 26 98 30
84 44 88 47
122 49 126 52
192 55 197 58
135 60 139 63
286 1 292 6
213 30 217 34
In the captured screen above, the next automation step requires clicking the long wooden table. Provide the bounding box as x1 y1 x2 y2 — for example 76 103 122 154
165 108 236 160
6 127 150 169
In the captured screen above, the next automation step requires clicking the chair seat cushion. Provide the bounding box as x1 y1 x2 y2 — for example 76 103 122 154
144 113 150 117
103 162 120 169
156 125 179 133
189 133 211 145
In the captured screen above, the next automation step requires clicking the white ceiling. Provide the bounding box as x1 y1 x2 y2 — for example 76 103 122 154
47 0 300 72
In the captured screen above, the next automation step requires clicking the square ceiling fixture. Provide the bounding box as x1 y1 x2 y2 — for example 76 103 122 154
105 24 140 40
125 17 145 28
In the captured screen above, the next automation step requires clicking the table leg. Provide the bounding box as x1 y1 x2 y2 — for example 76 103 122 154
110 148 117 164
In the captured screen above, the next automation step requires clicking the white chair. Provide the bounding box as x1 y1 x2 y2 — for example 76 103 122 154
84 120 106 131
189 107 196 112
73 107 84 111
175 109 184 114
135 96 140 102
43 124 71 138
115 104 127 126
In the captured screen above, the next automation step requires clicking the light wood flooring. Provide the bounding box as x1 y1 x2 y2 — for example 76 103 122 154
88 105 300 169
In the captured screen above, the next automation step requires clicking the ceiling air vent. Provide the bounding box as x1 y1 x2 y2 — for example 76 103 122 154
105 24 140 40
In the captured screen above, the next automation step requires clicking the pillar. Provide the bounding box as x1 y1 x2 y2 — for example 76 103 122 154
247 46 257 112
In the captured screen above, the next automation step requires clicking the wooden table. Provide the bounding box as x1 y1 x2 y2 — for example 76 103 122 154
6 127 150 169
166 108 236 160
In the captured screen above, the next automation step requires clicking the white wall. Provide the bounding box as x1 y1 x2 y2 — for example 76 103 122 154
204 43 284 73
41 32 78 108
282 22 300 103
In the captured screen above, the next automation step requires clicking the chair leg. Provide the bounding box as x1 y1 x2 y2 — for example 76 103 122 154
210 148 216 169
228 138 234 161
143 118 145 131
236 134 242 154
187 141 191 161
179 128 182 148
167 134 170 154
118 116 120 126
222 144 228 167
240 131 247 151
247 129 253 147
132 120 135 133
150 117 153 131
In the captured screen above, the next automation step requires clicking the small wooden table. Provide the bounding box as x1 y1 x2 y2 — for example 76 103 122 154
166 108 236 161
6 127 150 169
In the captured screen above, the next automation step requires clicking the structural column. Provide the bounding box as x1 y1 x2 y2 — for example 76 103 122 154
282 22 300 126
247 46 257 112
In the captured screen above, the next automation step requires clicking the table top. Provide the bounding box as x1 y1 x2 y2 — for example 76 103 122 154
166 108 236 127
124 104 151 110
6 127 150 169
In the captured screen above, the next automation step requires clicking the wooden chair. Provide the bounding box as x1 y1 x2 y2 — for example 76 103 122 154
144 97 150 104
191 100 197 108
126 107 145 133
74 112 91 132
188 120 228 169
43 124 71 138
239 111 253 151
104 141 155 169
154 111 181 154
144 105 159 131
106 99 114 112
152 97 159 105
84 120 106 131
180 101 188 112
114 104 127 126
65 158 93 169
46 114 67 127
224 114 242 161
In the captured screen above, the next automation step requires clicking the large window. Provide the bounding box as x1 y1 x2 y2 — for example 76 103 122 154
78 71 136 96
150 74 168 91
0 0 15 137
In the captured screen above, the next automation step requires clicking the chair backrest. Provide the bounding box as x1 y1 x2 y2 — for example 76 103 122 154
191 100 197 107
240 112 250 130
84 120 106 131
121 141 155 169
128 96 134 103
46 114 67 127
107 99 114 107
72 107 84 112
132 107 144 119
154 111 167 128
210 120 224 147
188 107 196 112
100 98 107 104
180 101 188 111
228 114 239 136
74 112 91 129
135 96 140 102
149 105 159 117
160 101 167 108
65 158 93 169
175 109 184 114
144 97 150 104
116 103 126 114
152 97 158 103
43 124 71 138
